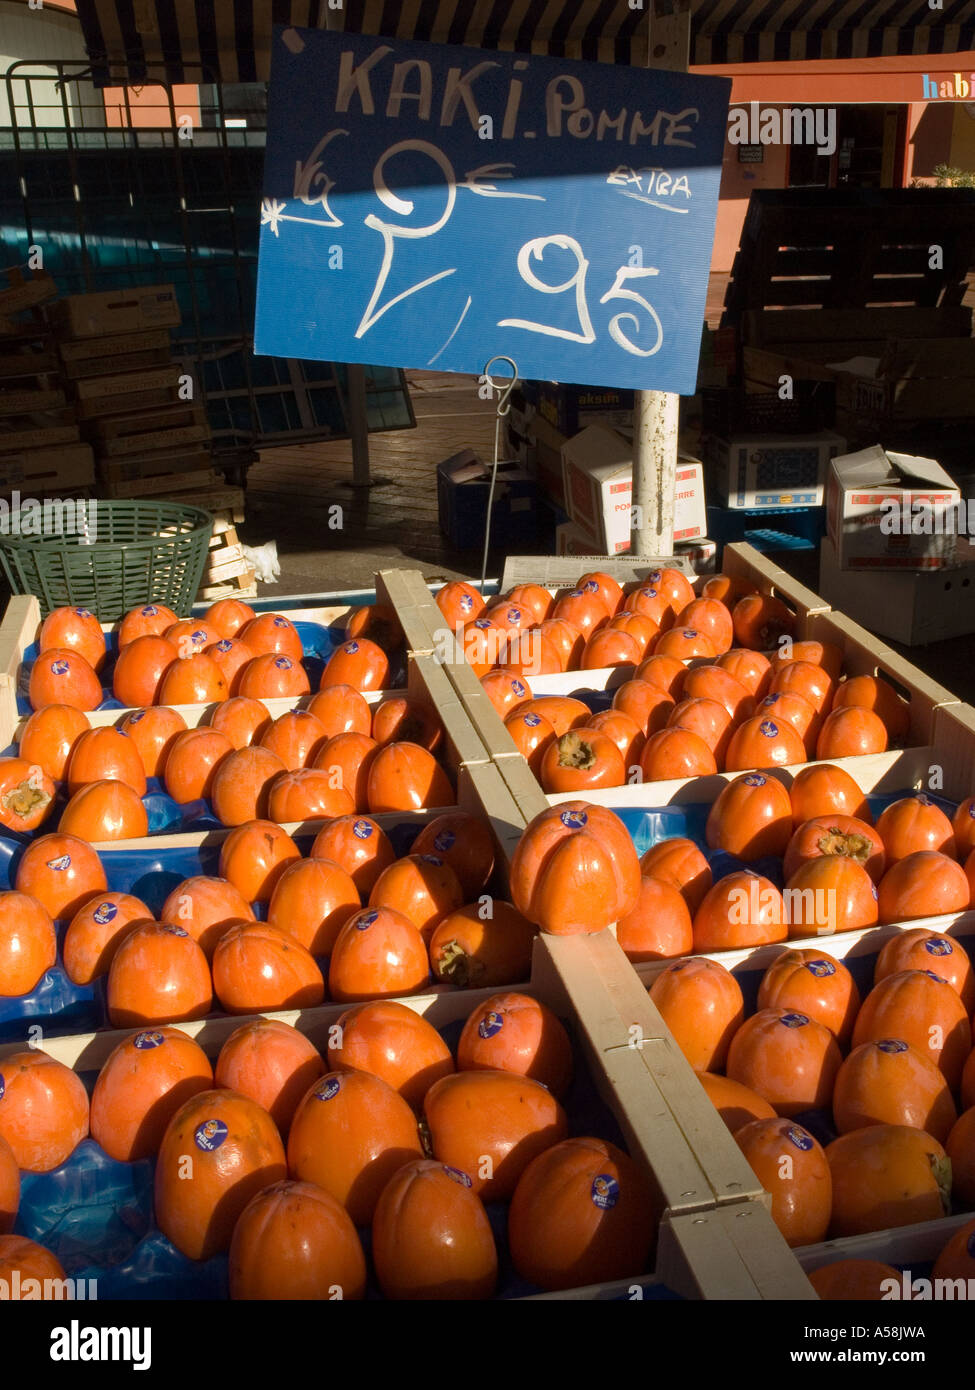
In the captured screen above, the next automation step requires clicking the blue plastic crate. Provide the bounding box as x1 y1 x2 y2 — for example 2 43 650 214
706 504 826 560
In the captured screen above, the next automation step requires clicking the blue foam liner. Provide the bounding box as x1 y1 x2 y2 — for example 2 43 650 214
0 819 427 1041
15 620 359 715
12 1018 679 1301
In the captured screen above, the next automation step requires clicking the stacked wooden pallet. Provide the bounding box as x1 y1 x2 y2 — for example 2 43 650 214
199 509 256 601
50 283 217 500
0 267 94 499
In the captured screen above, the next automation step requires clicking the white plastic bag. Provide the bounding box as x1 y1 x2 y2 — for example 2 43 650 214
241 540 280 584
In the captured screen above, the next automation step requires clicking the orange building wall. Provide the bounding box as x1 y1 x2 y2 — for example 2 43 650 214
711 137 789 273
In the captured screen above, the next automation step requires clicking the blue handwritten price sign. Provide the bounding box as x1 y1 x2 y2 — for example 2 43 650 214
256 26 731 395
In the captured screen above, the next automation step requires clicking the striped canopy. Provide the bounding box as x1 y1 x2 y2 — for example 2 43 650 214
74 0 975 87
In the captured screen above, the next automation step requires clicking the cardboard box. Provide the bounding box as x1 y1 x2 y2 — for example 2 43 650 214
52 285 181 340
819 533 975 644
436 449 537 551
560 425 706 554
826 444 961 570
535 381 634 437
704 430 846 508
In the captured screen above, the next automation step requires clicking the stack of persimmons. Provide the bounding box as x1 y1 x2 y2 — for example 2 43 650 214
0 991 658 1297
0 806 539 1013
437 567 913 792
2 598 454 840
649 928 975 1300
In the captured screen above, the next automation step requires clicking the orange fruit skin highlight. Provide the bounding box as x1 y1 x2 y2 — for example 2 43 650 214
726 1007 842 1117
286 1068 424 1225
0 1134 19 1233
509 801 641 937
215 1019 325 1136
0 1050 90 1172
372 1159 498 1300
852 969 972 1089
0 1235 68 1294
456 992 573 1099
0 891 56 997
507 1137 657 1291
649 958 744 1072
229 1179 366 1301
330 1000 455 1110
90 1026 214 1161
107 922 213 1029
833 1039 957 1144
757 948 860 1046
423 1069 568 1203
734 1118 832 1247
154 1088 287 1261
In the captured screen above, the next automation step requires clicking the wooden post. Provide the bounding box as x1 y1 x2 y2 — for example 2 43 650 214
631 3 691 557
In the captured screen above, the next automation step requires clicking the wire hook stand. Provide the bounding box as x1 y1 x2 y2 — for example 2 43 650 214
479 355 519 594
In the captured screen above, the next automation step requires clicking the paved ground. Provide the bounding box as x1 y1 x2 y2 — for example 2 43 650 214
243 369 500 594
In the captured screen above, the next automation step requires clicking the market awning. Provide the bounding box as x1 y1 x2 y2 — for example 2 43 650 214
73 0 975 87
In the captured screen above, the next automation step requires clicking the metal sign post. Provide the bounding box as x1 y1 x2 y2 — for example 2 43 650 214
631 3 692 558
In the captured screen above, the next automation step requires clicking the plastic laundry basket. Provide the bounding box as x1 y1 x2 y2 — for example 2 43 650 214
0 499 214 621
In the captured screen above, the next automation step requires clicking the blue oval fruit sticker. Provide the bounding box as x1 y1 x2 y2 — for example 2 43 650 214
314 1078 341 1102
759 720 778 738
443 1165 473 1187
51 660 69 675
434 830 456 853
353 819 373 839
345 641 359 653
194 1119 228 1152
924 939 953 956
779 1012 809 1028
786 1126 814 1152
478 1011 504 1039
877 1039 908 1054
356 910 378 930
46 855 71 871
93 902 117 925
274 656 293 669
591 1174 619 1210
804 959 836 978
561 809 588 830
134 1031 166 1050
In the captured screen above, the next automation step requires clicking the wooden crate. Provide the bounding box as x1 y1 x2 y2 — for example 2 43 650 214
0 593 491 779
0 386 67 418
724 190 975 447
98 468 221 499
0 414 81 452
402 543 960 811
98 447 213 486
0 441 95 494
59 328 172 365
0 752 813 1300
196 518 256 600
0 912 803 1300
0 266 57 317
92 405 209 458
